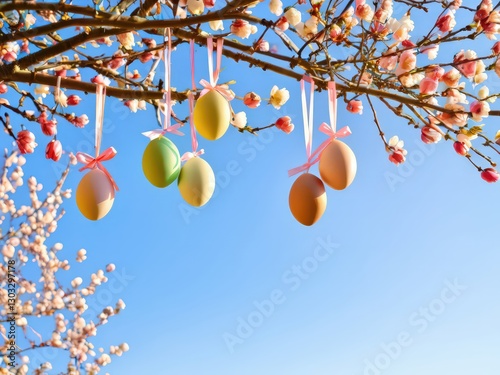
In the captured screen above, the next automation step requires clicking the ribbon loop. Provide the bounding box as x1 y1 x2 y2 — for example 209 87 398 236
199 37 234 101
288 78 352 178
181 149 205 162
76 148 119 191
143 28 184 138
77 84 119 191
288 75 315 177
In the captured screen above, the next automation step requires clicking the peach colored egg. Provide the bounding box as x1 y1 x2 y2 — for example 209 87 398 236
319 140 357 190
193 90 231 141
76 169 115 221
289 173 327 226
178 157 215 207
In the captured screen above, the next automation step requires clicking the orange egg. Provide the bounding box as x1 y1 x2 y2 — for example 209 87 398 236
319 140 357 190
289 173 327 226
76 169 115 221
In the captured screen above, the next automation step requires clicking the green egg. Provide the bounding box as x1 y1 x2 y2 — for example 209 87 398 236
193 90 231 141
142 136 181 188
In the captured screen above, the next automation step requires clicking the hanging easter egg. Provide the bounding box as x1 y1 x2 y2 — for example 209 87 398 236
289 173 327 226
319 139 357 190
193 90 231 141
76 169 115 221
178 157 215 207
142 136 181 188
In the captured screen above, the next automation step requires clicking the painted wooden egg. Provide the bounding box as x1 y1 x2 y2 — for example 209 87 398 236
142 136 181 188
289 173 327 226
76 169 115 221
193 90 230 141
319 139 357 190
178 157 215 207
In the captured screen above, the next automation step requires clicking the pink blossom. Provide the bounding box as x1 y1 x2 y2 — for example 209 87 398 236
454 50 477 78
139 52 154 63
436 103 468 128
91 75 110 85
66 95 82 106
243 92 261 108
435 13 456 33
481 168 500 183
442 68 461 87
419 77 438 95
108 51 127 70
55 69 67 78
275 116 294 134
425 65 445 80
41 119 57 136
230 19 257 39
275 16 289 31
356 3 374 21
389 149 406 164
453 141 468 156
493 41 500 55
45 139 62 162
255 39 270 52
21 40 29 54
67 114 89 128
378 50 398 71
420 44 439 60
17 130 37 154
347 100 363 114
395 50 416 76
3 51 17 62
470 100 490 121
421 126 442 144
0 83 7 94
203 0 215 8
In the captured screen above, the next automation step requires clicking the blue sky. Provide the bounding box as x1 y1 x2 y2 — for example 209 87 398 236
2 1 500 374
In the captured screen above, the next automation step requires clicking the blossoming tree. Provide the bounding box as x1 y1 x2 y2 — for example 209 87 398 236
1 0 500 369
1 0 500 182
0 151 128 374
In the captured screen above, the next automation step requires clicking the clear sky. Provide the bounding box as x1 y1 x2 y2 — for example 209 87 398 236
2 1 500 374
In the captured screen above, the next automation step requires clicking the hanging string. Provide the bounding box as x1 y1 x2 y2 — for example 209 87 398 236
142 27 183 139
181 40 205 162
198 37 234 101
54 76 61 105
288 75 315 177
76 84 119 191
288 78 352 177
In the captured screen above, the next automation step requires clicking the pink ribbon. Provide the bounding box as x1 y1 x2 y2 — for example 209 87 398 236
143 27 184 140
199 37 235 101
181 40 205 162
77 147 119 191
288 75 315 177
76 84 119 191
288 79 352 177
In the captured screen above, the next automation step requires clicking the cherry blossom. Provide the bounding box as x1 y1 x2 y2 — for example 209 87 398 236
268 86 290 109
275 116 294 134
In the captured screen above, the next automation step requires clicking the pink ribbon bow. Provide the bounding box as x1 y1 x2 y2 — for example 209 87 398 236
288 79 352 177
76 147 119 191
76 84 119 191
199 37 235 101
143 27 184 140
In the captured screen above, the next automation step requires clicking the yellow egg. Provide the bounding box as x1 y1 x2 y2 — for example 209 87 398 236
76 169 115 221
178 157 215 207
142 136 181 188
193 90 230 141
319 140 357 190
289 173 327 226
